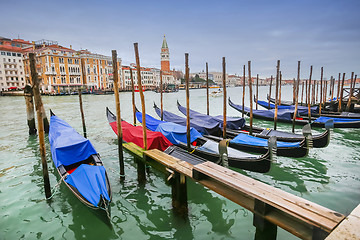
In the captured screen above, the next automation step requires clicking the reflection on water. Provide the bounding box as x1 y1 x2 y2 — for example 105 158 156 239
0 87 360 239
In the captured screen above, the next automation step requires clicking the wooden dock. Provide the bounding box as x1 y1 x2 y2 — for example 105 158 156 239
123 142 353 240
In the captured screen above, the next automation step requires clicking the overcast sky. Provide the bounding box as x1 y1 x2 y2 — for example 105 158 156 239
1 0 359 79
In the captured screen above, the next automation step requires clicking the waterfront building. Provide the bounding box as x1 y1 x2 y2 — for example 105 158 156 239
122 64 155 91
23 40 82 93
78 49 121 91
0 37 32 91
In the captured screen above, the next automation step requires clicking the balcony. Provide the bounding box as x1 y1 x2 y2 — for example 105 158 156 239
69 72 81 76
45 71 57 75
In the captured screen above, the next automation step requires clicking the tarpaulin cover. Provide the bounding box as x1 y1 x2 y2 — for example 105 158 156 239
198 140 255 158
177 102 245 129
136 111 165 131
229 99 294 121
49 115 97 167
257 100 318 113
154 105 221 135
65 165 110 207
109 120 172 151
230 133 300 148
155 122 202 144
136 111 202 144
314 116 360 123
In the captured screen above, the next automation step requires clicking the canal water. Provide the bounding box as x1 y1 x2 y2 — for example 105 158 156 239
1 86 359 239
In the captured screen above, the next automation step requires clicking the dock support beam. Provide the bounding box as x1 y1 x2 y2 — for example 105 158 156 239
253 199 277 240
24 85 37 135
171 172 188 217
137 157 146 184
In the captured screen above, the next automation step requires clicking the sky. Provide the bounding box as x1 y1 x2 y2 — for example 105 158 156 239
1 0 360 79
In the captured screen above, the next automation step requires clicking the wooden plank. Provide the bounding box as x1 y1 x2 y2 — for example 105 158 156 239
193 162 344 236
326 204 360 240
144 149 194 177
123 142 144 159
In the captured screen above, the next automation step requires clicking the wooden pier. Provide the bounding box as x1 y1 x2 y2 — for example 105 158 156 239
122 142 349 240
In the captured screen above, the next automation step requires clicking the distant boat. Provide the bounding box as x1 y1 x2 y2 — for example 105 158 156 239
210 88 223 97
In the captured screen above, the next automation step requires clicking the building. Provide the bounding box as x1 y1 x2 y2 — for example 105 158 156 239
78 49 121 91
23 41 122 93
122 64 155 91
23 40 83 93
0 37 32 91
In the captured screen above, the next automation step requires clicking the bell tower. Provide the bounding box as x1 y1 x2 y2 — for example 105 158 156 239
161 35 170 72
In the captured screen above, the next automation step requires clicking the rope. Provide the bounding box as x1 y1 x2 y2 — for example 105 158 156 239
47 175 66 200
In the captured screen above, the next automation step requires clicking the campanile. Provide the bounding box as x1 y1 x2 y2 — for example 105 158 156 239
160 35 170 72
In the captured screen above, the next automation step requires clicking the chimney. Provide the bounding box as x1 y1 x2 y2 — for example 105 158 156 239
70 45 72 49
32 41 35 50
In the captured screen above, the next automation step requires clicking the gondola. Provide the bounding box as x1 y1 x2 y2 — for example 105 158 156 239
176 101 330 148
229 98 360 128
258 97 360 119
106 107 173 151
49 111 112 218
135 109 273 173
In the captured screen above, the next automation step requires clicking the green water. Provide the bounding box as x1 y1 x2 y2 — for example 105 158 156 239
1 86 359 240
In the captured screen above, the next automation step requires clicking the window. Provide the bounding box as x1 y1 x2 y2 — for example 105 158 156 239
17 53 21 57
51 57 53 63
53 77 56 84
87 68 90 74
1 52 5 55
7 52 11 56
12 53 16 56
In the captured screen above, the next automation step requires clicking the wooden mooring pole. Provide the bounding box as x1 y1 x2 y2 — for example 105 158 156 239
307 66 313 122
24 85 37 135
242 65 245 118
130 66 136 125
319 67 324 115
301 81 305 105
256 74 259 110
112 50 125 179
160 70 164 121
171 171 188 217
336 73 341 103
133 44 147 183
268 75 273 108
293 78 296 105
185 53 191 151
279 71 282 106
316 80 319 103
253 199 277 240
134 43 148 150
78 90 87 138
206 62 209 115
222 57 227 139
248 61 253 135
274 60 280 130
29 53 51 198
292 61 300 133
338 73 345 112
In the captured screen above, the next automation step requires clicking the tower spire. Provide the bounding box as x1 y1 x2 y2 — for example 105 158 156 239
162 35 168 49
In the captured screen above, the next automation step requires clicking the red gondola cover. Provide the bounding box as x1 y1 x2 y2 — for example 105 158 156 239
109 120 172 151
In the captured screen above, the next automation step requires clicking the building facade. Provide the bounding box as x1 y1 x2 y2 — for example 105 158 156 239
0 37 32 91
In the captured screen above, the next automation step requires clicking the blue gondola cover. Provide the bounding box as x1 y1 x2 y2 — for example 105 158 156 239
230 133 300 148
154 105 221 135
136 111 202 144
65 165 110 207
155 122 202 144
49 115 97 167
177 103 245 129
314 116 360 123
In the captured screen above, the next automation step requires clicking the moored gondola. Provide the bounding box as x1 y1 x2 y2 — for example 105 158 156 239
151 105 307 157
229 98 360 128
49 111 112 219
176 101 330 148
133 108 274 173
